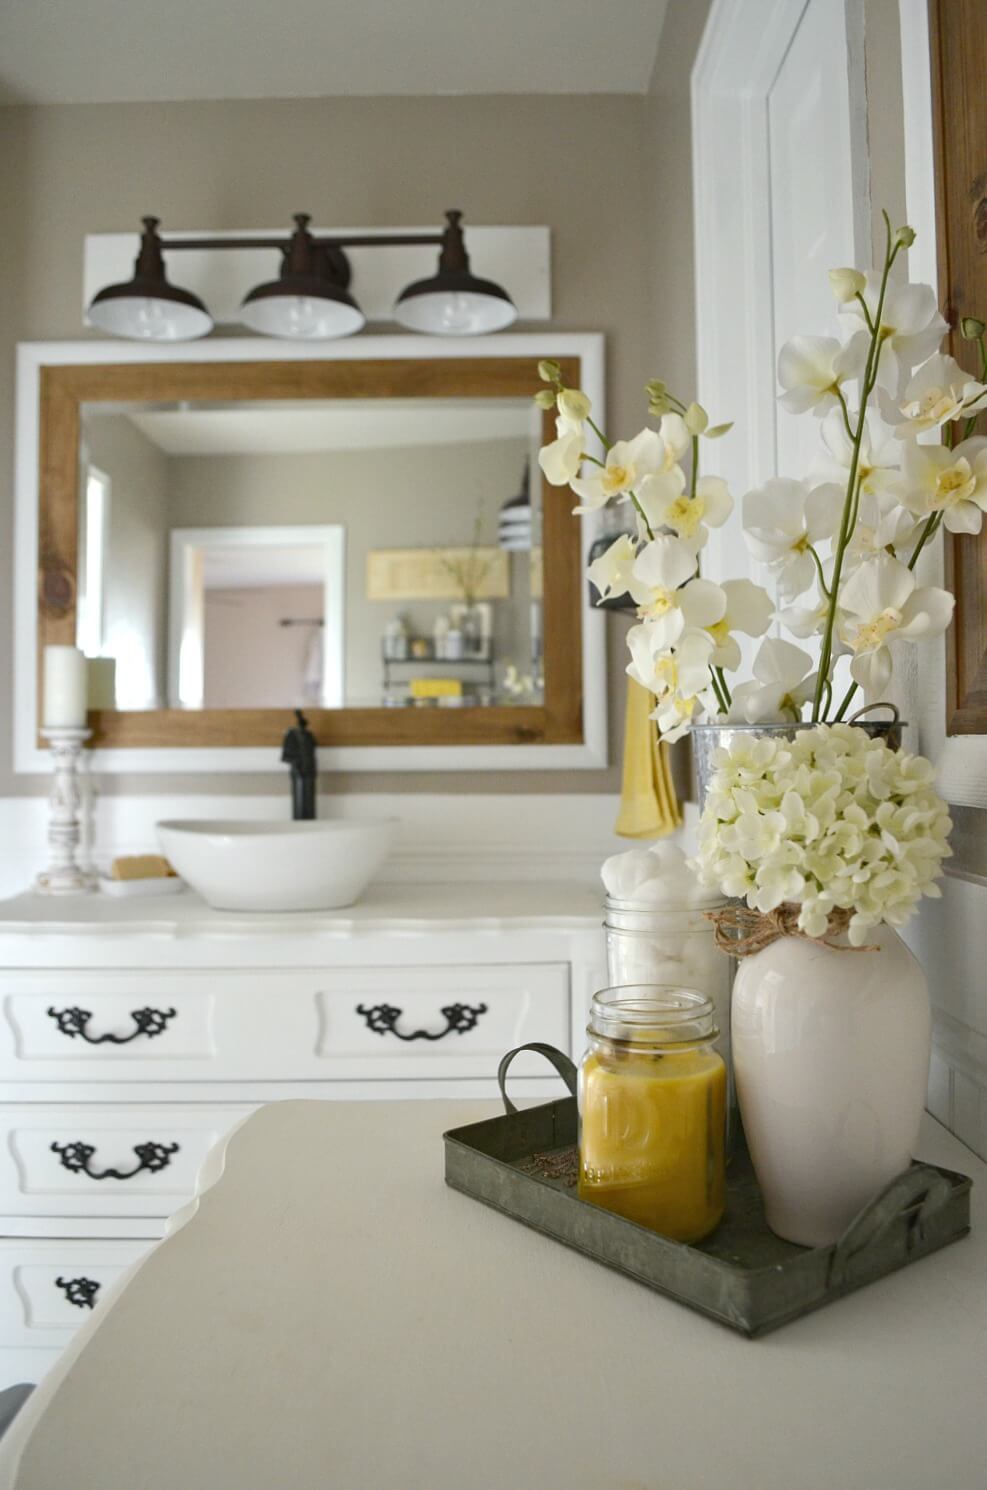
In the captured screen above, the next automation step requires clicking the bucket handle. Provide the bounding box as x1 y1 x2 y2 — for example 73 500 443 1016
827 1164 954 1288
497 1042 578 1114
845 701 901 728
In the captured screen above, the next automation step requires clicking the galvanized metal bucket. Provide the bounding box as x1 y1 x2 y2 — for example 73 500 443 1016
690 703 904 811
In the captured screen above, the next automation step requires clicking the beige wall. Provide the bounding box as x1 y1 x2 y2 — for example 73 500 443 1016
204 583 324 708
0 91 673 796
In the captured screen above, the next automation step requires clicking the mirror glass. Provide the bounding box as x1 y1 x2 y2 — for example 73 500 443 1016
77 398 544 711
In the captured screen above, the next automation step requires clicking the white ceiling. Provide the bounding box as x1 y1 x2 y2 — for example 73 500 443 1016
0 0 668 106
122 399 534 455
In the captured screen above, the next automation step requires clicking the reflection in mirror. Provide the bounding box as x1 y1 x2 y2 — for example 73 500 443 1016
77 398 544 711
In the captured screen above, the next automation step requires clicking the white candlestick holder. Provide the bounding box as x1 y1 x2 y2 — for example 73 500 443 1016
36 728 96 896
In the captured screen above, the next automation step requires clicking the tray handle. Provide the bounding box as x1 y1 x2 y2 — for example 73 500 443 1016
497 1043 578 1115
827 1164 955 1288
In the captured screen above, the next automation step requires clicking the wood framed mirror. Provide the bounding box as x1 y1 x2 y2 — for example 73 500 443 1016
17 335 606 773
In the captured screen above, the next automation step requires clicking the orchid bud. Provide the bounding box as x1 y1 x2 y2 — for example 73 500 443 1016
645 379 668 400
704 421 734 440
557 388 592 423
684 402 708 436
828 267 866 304
896 224 916 248
961 316 986 341
533 388 557 409
648 395 672 417
537 359 562 384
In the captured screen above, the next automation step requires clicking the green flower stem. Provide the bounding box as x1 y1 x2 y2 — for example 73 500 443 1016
709 669 730 716
714 666 732 708
690 436 699 498
807 544 831 599
629 490 655 542
835 387 855 444
853 290 876 335
812 214 901 722
586 416 612 453
833 680 859 721
908 510 942 571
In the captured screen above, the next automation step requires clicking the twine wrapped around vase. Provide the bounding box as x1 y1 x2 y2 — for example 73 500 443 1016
704 903 877 957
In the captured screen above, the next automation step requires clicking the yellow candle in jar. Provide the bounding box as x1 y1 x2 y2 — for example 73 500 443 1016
578 1044 726 1242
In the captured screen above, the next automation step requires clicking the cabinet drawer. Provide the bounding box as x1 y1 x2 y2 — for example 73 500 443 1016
0 1238 150 1350
0 1105 254 1218
0 965 569 1082
314 965 569 1079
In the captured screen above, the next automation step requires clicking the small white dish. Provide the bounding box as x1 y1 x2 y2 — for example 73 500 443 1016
98 875 186 899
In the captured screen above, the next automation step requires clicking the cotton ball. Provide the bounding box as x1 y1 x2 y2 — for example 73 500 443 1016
601 848 664 899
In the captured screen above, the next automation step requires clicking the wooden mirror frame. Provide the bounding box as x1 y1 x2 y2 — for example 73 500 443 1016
20 337 606 770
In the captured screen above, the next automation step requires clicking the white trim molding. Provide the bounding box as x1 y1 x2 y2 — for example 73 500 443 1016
14 333 607 774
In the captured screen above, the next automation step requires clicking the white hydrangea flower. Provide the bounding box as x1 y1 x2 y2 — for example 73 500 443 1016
693 724 952 944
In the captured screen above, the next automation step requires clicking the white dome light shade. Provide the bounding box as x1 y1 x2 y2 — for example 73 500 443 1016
85 216 213 342
394 281 517 335
238 213 365 340
394 209 516 336
239 289 365 339
87 290 213 341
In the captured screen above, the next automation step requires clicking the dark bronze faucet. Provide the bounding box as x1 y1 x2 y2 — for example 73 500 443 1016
281 709 318 821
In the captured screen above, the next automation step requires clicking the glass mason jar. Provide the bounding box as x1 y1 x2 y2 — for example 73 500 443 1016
604 895 734 1111
578 987 726 1243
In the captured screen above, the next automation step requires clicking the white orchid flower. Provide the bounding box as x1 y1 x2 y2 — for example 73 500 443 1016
538 427 583 487
625 623 713 698
828 267 866 305
839 276 948 396
728 638 817 723
742 479 844 600
637 471 733 549
779 593 830 639
628 536 725 649
705 579 774 670
658 413 691 466
844 490 920 564
556 388 591 430
895 436 987 535
839 553 955 700
883 353 987 438
815 408 901 499
586 534 637 602
570 428 664 514
777 336 853 415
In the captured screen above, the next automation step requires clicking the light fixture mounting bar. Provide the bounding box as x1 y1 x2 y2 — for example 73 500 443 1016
161 232 445 252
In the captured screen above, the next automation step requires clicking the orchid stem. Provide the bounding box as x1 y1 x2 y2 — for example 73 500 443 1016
834 681 858 721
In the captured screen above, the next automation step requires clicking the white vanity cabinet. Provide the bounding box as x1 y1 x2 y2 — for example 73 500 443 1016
0 882 605 1385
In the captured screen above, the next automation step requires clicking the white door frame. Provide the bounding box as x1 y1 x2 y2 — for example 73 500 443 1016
168 524 346 711
691 0 871 585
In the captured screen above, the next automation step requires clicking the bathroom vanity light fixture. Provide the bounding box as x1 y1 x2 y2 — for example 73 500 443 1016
85 210 517 342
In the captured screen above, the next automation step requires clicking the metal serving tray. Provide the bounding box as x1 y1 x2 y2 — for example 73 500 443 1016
443 1043 972 1338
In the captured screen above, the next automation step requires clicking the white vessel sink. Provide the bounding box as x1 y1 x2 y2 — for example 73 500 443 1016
156 819 398 912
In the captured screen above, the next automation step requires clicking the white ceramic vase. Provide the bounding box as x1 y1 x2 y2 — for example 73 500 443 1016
732 924 931 1247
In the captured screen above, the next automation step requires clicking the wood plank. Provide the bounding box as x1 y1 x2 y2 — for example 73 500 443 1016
36 355 587 751
930 0 987 734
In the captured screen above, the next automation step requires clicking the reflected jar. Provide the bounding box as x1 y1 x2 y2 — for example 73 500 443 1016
578 987 726 1243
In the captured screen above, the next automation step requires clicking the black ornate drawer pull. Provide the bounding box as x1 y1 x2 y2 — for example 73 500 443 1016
55 1275 101 1310
47 1005 177 1045
356 1001 488 1042
50 1139 180 1181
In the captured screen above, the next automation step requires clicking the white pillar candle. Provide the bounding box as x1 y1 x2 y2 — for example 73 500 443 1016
43 646 89 728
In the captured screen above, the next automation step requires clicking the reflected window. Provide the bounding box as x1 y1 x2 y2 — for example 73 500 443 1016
77 466 110 659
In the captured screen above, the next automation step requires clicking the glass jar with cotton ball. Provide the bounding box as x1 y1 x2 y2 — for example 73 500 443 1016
600 842 735 1142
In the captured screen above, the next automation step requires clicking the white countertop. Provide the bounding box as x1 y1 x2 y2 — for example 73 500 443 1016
0 880 603 936
2 1100 984 1490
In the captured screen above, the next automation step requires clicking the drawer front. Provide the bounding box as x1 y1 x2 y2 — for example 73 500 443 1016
0 965 569 1082
0 1105 254 1218
315 965 569 1079
0 1238 150 1350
